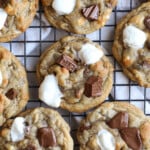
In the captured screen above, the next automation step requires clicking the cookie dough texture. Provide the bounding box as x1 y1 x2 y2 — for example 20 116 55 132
77 102 150 149
37 36 113 113
0 107 73 150
0 46 29 126
41 0 117 34
112 2 150 87
0 0 38 42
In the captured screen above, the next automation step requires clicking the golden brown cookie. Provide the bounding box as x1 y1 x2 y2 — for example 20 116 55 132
0 46 29 126
77 102 150 150
0 107 73 150
41 0 117 34
112 2 150 87
37 36 113 113
0 0 38 42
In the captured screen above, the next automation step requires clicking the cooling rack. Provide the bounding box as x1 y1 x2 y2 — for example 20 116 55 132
0 0 150 149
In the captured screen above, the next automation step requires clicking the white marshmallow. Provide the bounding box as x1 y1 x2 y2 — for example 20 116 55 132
0 8 7 30
123 25 147 50
11 117 25 142
97 129 115 150
0 70 3 86
52 0 76 15
78 43 104 65
39 75 63 108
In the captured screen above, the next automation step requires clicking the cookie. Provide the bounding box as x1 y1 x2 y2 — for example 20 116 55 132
0 107 73 150
41 0 117 34
77 102 150 150
0 0 38 42
112 2 150 87
0 46 29 126
37 36 113 113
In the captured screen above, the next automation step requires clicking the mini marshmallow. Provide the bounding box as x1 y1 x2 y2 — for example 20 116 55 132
39 75 63 108
11 117 25 142
52 0 76 15
0 70 3 86
97 129 115 150
123 25 147 50
78 43 104 65
0 8 7 30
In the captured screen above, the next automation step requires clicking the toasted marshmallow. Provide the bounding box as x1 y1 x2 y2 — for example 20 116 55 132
123 25 147 50
52 0 76 15
39 75 63 108
11 117 26 142
0 8 7 30
78 43 103 65
97 129 115 150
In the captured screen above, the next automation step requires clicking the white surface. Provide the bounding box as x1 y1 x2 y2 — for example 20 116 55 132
78 43 104 65
0 8 7 30
123 25 147 50
39 75 63 108
52 0 76 15
11 117 25 142
97 129 115 150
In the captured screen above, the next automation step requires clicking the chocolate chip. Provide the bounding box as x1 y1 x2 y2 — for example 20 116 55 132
84 76 102 97
144 16 150 30
37 127 57 148
19 145 36 150
0 0 9 8
82 5 99 21
79 125 91 132
106 2 112 8
56 54 77 72
5 88 17 100
120 127 143 150
107 112 128 129
83 66 91 78
143 58 150 68
147 41 150 49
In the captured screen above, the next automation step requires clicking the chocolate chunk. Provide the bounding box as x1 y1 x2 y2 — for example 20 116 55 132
56 54 77 72
144 16 150 30
82 5 99 21
120 127 143 150
107 112 128 129
6 88 17 100
37 127 57 148
84 76 102 97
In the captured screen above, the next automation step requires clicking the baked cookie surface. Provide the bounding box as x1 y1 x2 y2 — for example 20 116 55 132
0 46 29 126
113 2 150 87
0 107 73 150
0 0 38 42
41 0 117 34
37 36 113 113
77 102 150 150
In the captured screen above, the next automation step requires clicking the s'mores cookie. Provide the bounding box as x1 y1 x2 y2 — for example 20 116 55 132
0 46 29 126
0 0 38 42
0 107 73 150
37 36 113 113
113 2 150 87
41 0 117 34
77 102 150 150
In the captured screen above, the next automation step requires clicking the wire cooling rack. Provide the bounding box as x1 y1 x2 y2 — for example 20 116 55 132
0 0 150 149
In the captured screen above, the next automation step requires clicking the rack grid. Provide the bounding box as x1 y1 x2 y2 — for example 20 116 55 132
0 0 149 149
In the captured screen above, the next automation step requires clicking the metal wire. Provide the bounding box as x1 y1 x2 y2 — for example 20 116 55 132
0 1 149 149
